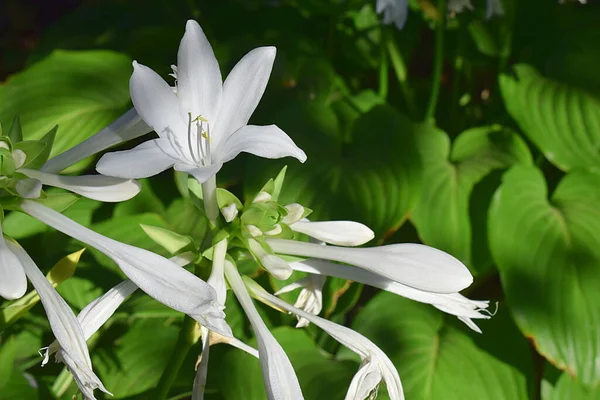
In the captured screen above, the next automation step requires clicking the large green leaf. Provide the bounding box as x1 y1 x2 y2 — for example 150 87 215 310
344 292 533 400
215 326 357 400
245 103 421 240
499 64 600 170
0 337 37 400
489 166 600 386
411 125 531 273
0 50 132 172
543 372 600 400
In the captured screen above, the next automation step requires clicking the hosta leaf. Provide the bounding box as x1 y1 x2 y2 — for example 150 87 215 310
499 64 600 170
489 165 600 386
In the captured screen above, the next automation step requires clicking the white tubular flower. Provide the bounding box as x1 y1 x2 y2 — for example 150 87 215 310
376 0 409 30
248 238 292 280
6 240 109 399
248 282 403 400
289 220 374 246
0 224 27 300
290 259 490 333
486 0 504 18
21 200 232 337
275 275 325 328
224 262 304 400
268 239 473 294
41 108 152 174
96 20 306 184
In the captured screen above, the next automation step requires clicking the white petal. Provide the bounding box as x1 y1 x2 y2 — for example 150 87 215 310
224 262 304 400
21 200 231 337
268 239 473 294
130 61 187 142
177 20 222 124
0 229 27 300
221 203 238 223
276 275 325 328
19 168 141 202
96 139 176 179
41 108 152 174
6 240 109 397
248 239 292 280
174 161 223 184
12 150 26 169
15 178 42 199
212 47 276 148
486 0 504 18
216 125 306 165
248 282 403 400
282 204 305 225
346 361 382 400
192 326 211 400
291 221 374 246
208 239 228 305
289 259 489 331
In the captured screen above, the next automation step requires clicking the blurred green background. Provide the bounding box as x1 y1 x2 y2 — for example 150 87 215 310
1 0 600 399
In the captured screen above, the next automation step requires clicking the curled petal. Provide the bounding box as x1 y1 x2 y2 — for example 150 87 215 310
0 228 27 300
19 168 141 202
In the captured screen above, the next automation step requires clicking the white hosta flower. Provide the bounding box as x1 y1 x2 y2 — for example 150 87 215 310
221 203 239 222
282 203 304 225
275 275 325 328
485 0 504 18
0 224 27 300
289 220 374 246
224 262 303 400
290 258 490 333
268 239 473 294
249 281 403 400
5 240 109 399
96 20 306 184
376 0 409 30
21 200 231 337
248 238 292 280
448 0 474 13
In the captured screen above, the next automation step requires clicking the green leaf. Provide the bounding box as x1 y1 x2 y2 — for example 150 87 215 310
0 50 132 172
165 199 208 244
411 125 531 273
0 337 37 399
7 116 23 143
13 140 46 169
216 327 357 400
499 64 600 170
140 224 194 255
542 372 600 400
489 165 600 386
113 179 164 218
24 125 57 169
245 103 421 239
344 292 534 400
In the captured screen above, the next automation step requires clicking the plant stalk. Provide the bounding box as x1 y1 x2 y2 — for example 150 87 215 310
424 0 447 123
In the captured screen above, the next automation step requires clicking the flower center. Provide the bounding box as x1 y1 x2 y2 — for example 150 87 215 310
187 113 212 167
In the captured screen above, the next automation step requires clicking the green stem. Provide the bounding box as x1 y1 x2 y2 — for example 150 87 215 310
378 33 389 100
154 315 198 399
201 175 219 226
385 31 417 119
424 0 447 123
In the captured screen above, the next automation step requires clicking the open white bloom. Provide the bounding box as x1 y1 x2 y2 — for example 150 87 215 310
96 20 306 184
376 0 409 30
249 281 403 400
275 275 325 328
20 200 231 337
224 261 304 400
5 240 109 400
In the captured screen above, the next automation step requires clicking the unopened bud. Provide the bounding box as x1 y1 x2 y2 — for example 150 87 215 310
245 224 263 237
221 203 238 223
282 203 305 225
253 191 272 203
12 149 26 169
264 224 282 236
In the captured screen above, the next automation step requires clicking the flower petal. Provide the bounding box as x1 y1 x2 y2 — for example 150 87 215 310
212 47 276 148
289 259 489 332
0 229 27 300
248 239 292 280
41 108 152 174
19 168 141 202
224 262 304 400
96 139 176 179
21 200 231 337
192 327 211 400
177 20 222 124
6 240 109 398
290 221 374 246
216 125 306 165
130 61 186 142
15 178 42 199
268 239 473 294
346 361 382 400
173 161 223 184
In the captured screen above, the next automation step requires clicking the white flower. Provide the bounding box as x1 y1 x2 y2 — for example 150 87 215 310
376 0 409 30
96 20 306 184
275 275 325 328
288 220 374 246
485 0 504 18
267 238 473 294
248 281 403 400
20 200 231 337
5 240 109 399
448 0 474 13
224 261 304 400
290 258 490 333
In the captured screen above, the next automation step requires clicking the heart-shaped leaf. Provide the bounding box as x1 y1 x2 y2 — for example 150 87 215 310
489 165 600 386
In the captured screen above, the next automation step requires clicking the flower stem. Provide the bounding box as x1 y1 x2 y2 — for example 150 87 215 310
378 33 389 100
201 175 219 225
384 30 417 119
154 315 198 400
424 0 447 123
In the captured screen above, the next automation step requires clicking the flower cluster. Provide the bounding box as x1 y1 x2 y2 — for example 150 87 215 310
1 19 492 400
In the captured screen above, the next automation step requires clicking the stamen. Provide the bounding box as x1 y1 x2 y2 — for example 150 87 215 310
187 113 199 164
196 120 206 166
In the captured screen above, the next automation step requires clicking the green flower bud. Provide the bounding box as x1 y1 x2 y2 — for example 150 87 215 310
241 202 283 232
0 148 16 178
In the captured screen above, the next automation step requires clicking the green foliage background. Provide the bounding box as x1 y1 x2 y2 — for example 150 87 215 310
1 0 599 398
